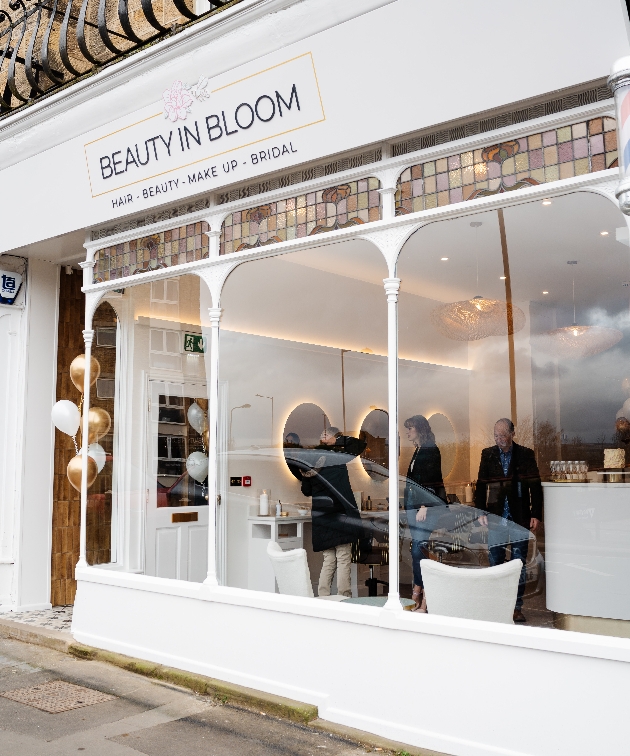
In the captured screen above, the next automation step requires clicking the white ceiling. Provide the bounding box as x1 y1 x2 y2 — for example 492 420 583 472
2 228 86 265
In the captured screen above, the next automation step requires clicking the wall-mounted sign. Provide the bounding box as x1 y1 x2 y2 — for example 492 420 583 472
84 53 324 205
184 333 206 354
0 270 23 305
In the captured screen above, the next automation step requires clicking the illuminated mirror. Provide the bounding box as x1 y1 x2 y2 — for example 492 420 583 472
359 409 389 478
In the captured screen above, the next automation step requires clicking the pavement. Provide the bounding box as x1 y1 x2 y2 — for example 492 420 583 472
0 634 377 756
0 610 443 756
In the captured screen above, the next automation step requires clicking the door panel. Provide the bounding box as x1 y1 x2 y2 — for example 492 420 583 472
188 526 209 583
155 528 180 579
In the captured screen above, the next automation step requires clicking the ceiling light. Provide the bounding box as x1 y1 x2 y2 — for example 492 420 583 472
600 231 609 236
538 264 622 358
432 297 525 341
542 291 549 295
441 257 449 261
538 326 622 359
542 200 552 206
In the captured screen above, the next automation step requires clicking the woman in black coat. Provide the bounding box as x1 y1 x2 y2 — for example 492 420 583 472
403 415 447 611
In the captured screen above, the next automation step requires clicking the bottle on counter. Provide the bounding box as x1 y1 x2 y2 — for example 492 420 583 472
275 500 282 517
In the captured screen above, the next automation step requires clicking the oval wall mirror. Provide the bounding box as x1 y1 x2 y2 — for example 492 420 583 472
283 403 333 479
283 403 332 449
359 408 389 479
428 412 457 479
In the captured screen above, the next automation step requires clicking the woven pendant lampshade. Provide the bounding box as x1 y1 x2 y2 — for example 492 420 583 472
537 324 623 359
431 296 526 341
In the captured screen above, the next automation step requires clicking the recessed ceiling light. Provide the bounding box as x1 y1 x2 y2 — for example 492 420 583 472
542 200 552 206
499 276 506 280
600 231 609 236
543 291 549 295
441 257 449 261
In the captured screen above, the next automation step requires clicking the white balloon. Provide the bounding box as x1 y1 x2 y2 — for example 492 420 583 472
51 400 81 437
87 443 107 473
186 451 208 483
187 402 206 434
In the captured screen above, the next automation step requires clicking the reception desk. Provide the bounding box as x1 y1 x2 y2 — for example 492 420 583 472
544 482 630 623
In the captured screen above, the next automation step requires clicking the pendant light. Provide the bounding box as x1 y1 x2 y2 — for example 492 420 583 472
538 262 623 359
431 221 525 341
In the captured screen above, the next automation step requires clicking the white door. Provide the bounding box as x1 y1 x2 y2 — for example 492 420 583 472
145 380 209 581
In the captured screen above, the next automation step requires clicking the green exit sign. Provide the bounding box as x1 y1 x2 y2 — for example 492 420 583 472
184 333 206 354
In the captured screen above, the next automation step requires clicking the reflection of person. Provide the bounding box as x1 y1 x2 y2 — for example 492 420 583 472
403 415 447 612
474 418 542 623
300 427 366 597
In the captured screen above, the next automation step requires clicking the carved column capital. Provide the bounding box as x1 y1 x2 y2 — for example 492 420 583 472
383 277 401 303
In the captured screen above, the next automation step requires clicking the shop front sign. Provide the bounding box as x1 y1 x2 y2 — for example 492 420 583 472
84 53 324 207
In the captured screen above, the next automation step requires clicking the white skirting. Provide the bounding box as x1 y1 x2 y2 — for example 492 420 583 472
73 566 630 756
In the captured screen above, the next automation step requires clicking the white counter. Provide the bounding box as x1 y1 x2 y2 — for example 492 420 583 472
543 482 630 620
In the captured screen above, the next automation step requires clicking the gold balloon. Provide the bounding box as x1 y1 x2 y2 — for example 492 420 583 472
70 354 101 393
84 407 111 443
203 429 209 449
67 455 98 492
196 398 208 412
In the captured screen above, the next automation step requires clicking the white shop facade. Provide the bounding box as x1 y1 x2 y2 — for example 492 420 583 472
3 1 630 754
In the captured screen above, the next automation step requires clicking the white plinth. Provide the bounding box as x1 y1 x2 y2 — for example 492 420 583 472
543 482 630 620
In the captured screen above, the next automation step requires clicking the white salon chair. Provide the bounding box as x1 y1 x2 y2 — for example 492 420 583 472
267 542 346 601
420 559 522 624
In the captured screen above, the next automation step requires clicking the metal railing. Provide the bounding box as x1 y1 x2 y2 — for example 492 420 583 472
0 0 240 118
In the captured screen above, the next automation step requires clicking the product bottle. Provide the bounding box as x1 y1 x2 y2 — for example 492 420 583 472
276 500 282 516
367 495 372 511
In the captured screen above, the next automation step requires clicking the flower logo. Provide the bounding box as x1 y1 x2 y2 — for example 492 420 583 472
163 81 194 122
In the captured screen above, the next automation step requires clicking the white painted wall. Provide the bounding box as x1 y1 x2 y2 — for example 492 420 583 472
1 0 629 252
73 568 630 756
17 260 59 610
0 259 59 611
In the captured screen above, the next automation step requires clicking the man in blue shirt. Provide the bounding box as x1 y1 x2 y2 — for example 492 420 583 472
474 418 543 623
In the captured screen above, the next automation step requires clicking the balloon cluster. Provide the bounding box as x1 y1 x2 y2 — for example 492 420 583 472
186 400 209 484
51 355 112 492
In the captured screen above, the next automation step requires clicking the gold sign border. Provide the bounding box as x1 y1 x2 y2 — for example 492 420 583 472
84 52 326 199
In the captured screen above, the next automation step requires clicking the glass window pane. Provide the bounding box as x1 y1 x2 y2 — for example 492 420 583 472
110 274 211 582
398 193 630 637
219 240 390 602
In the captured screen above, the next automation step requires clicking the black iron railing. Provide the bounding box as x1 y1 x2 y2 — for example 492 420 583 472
0 0 240 117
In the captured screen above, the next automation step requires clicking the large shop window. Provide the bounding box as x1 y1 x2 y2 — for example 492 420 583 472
397 192 630 637
110 274 212 581
218 241 391 601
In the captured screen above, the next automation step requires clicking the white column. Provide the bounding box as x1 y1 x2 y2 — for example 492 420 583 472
203 306 222 586
77 328 94 568
383 277 402 611
379 187 398 221
206 229 222 258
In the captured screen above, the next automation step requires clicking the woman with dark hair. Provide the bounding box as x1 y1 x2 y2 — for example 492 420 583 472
403 415 447 611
